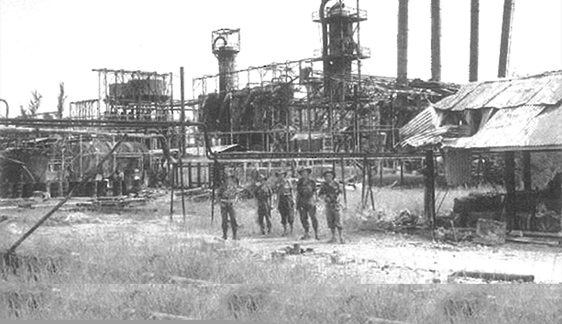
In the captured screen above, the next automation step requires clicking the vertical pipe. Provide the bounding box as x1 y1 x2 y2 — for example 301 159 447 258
356 0 362 89
469 0 480 82
179 67 186 222
320 0 330 96
498 0 515 78
431 0 442 81
340 157 347 207
397 0 409 85
170 164 174 222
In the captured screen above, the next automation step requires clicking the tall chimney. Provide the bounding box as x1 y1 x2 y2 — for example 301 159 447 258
397 0 409 85
498 0 515 78
431 0 441 82
212 29 240 95
469 0 480 82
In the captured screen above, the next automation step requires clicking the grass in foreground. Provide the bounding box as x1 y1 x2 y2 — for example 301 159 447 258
1 187 560 322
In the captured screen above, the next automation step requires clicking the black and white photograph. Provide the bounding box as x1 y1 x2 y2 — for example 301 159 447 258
1 0 561 322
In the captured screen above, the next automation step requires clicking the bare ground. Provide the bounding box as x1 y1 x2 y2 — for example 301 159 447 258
2 196 560 285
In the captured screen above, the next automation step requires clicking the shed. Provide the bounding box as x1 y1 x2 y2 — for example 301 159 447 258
398 70 562 231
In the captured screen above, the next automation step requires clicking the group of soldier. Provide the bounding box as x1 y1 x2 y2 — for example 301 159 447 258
217 167 345 244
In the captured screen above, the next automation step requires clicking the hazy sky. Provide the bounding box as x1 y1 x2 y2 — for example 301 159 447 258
1 0 561 117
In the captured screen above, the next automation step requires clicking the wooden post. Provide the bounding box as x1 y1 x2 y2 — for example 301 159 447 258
340 157 347 207
187 162 192 188
504 151 516 230
523 151 532 191
197 162 202 187
400 160 404 186
424 150 436 230
379 160 384 188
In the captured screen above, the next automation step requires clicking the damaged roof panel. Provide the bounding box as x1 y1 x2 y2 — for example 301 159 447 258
434 70 562 111
446 104 562 151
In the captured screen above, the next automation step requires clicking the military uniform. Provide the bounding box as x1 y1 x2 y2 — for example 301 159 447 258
254 178 273 234
297 177 318 239
218 177 239 240
319 172 345 243
275 177 295 235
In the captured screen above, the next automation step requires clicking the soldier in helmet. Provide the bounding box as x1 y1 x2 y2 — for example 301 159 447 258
217 172 240 240
318 170 345 244
296 167 319 240
253 172 274 235
274 170 295 236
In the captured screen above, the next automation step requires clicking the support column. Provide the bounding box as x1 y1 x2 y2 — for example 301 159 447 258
504 151 516 230
522 151 532 191
424 150 436 229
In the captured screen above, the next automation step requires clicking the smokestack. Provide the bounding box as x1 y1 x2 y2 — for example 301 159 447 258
431 0 441 82
498 0 515 78
469 0 480 82
212 29 240 95
397 0 409 85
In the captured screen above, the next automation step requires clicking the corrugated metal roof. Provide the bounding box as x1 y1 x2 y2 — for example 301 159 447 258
399 106 437 140
446 104 562 151
434 70 562 111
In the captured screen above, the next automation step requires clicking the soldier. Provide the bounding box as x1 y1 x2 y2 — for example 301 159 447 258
217 173 239 240
296 168 319 240
318 170 345 244
275 170 294 236
254 172 274 235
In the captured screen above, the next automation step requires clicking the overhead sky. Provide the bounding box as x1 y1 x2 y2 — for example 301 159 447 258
1 0 561 117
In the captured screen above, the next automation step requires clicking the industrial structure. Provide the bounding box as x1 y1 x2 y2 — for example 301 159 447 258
0 0 460 203
5 0 553 237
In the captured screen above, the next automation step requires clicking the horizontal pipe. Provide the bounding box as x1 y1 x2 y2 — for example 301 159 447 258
0 118 216 160
212 151 436 161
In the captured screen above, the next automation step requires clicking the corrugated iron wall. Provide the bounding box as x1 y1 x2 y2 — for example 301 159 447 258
444 148 472 186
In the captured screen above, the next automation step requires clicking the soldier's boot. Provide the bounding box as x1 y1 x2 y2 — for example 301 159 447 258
232 228 238 241
222 228 228 240
338 228 345 244
267 226 272 235
314 228 320 240
261 227 266 235
289 223 294 235
327 228 337 243
282 224 288 237
300 229 310 240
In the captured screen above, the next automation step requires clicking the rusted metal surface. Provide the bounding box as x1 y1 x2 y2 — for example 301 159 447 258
402 71 562 151
434 71 562 111
448 105 562 151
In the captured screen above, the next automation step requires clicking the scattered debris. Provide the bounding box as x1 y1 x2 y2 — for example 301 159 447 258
505 236 561 247
281 243 313 255
224 286 278 320
148 312 197 321
31 191 50 202
448 271 534 283
473 219 506 246
17 201 35 209
441 291 498 321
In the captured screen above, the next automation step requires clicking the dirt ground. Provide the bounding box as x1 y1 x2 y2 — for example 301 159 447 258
2 195 560 285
